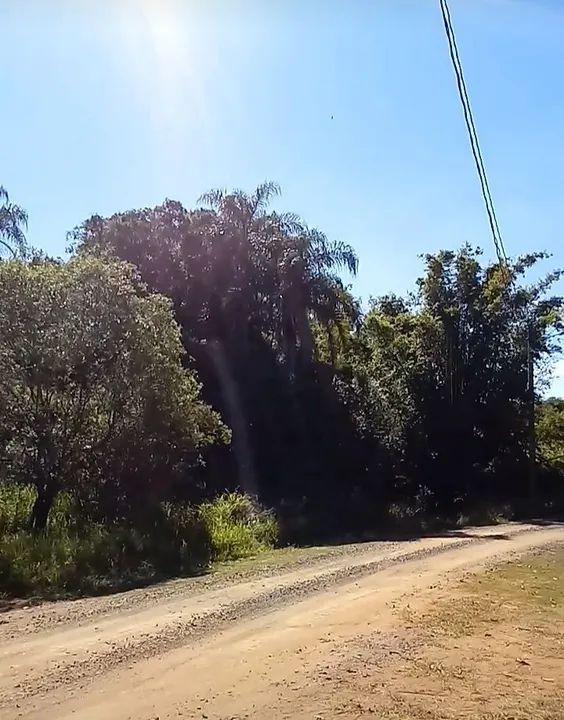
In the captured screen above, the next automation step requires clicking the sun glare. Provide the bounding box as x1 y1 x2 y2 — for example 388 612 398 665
114 0 209 142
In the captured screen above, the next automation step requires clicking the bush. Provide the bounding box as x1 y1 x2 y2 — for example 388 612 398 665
0 484 35 536
199 492 278 562
0 487 278 597
0 485 210 596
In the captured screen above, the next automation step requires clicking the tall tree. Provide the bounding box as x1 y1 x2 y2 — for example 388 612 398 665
361 247 563 511
69 184 359 497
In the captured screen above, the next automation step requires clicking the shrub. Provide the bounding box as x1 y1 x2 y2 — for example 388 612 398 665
199 492 278 562
0 484 35 535
0 487 278 597
0 485 211 597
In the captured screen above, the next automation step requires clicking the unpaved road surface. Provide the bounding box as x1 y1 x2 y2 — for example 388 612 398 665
1 522 563 719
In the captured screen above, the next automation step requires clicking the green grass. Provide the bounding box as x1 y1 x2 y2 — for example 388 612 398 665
198 492 278 562
0 485 279 598
0 519 208 598
212 544 339 575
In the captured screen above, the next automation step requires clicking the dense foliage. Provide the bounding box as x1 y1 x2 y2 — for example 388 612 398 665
71 186 563 531
355 248 564 514
0 257 229 531
1 182 563 595
538 398 564 473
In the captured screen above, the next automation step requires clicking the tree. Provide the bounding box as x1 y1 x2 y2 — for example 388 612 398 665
0 257 229 530
0 186 28 259
359 247 563 512
537 398 564 472
68 184 359 498
67 183 564 524
69 183 358 362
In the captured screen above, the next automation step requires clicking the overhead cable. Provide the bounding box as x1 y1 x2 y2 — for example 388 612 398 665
439 0 508 265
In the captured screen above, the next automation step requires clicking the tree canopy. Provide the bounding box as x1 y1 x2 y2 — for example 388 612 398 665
1 182 563 544
0 256 229 530
67 186 564 532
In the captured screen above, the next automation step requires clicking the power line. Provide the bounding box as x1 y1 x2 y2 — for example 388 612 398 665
439 1 540 499
439 0 508 265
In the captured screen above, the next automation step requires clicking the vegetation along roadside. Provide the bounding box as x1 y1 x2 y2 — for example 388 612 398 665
1 182 563 598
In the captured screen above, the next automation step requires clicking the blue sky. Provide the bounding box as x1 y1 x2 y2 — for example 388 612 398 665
2 0 563 393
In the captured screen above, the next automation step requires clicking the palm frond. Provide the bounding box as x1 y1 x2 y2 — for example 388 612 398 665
251 182 281 215
0 238 17 258
0 187 28 258
198 188 228 209
275 212 305 236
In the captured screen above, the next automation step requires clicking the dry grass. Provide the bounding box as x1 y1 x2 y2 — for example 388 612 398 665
309 544 564 720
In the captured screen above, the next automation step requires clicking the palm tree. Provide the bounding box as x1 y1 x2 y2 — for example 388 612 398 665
275 226 358 367
0 186 28 258
198 183 359 367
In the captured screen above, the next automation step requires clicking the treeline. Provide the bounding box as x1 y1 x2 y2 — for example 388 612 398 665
0 183 563 594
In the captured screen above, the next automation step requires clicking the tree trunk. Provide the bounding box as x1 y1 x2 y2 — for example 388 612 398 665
29 431 58 532
30 481 56 532
295 308 315 364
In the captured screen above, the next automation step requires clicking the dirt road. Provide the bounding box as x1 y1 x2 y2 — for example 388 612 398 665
2 522 563 719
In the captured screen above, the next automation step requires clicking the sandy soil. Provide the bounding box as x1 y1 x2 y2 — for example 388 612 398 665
1 522 563 719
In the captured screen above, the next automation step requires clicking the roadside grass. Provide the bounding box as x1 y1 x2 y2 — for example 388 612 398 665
321 545 564 720
411 544 564 637
0 486 280 599
395 544 564 719
199 492 278 562
212 544 340 576
1 483 387 599
480 547 564 615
